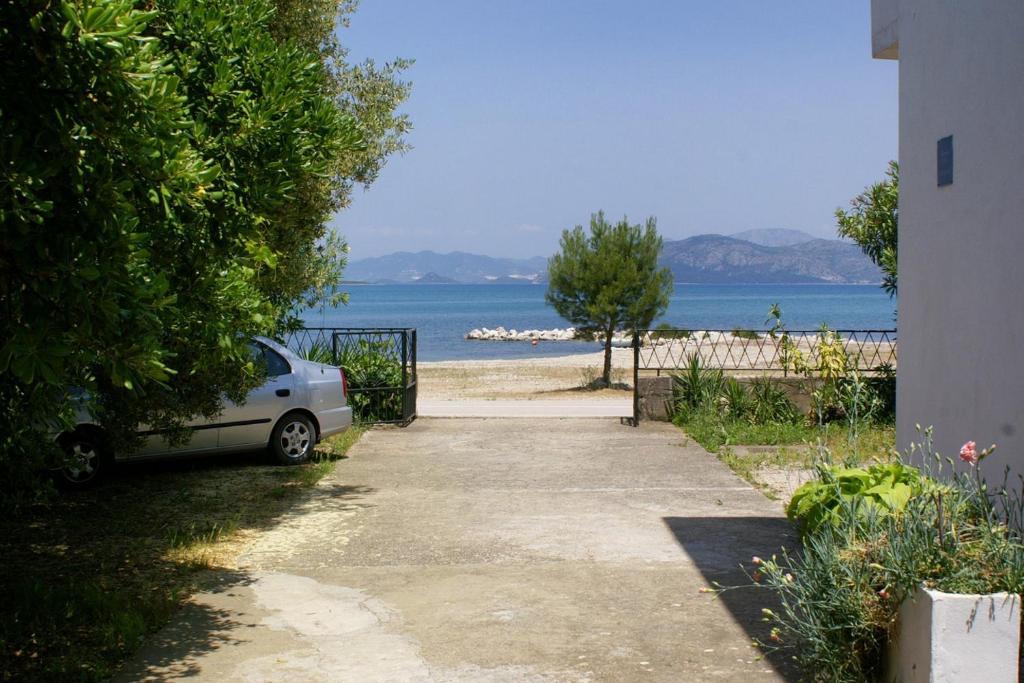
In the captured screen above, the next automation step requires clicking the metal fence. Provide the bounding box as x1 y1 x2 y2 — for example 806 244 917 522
630 328 897 426
635 328 897 375
284 327 417 425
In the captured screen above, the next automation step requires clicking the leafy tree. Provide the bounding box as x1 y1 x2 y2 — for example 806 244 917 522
0 0 409 502
271 0 413 208
269 0 413 312
546 212 673 386
836 161 899 297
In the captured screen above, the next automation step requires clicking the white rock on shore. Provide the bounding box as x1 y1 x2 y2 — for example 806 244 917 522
465 327 632 345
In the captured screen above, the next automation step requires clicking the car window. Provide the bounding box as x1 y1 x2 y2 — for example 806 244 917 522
248 342 292 378
263 346 291 377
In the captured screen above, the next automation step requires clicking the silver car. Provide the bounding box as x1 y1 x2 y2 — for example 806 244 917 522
56 337 353 486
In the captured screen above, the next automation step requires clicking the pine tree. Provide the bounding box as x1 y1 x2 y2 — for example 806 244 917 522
546 212 673 386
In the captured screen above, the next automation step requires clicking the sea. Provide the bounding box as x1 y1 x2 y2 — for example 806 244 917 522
302 284 897 362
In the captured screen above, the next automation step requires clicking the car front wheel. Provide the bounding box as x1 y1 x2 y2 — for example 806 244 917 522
56 430 106 488
270 412 315 465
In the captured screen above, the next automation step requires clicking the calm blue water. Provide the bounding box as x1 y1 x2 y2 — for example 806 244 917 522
302 284 897 362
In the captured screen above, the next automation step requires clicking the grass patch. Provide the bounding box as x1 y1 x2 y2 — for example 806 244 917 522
676 411 896 495
676 411 895 460
0 426 365 682
676 411 811 453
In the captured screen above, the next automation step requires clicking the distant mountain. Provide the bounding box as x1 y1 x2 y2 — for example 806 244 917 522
660 235 881 284
345 251 547 284
346 235 881 285
730 228 818 247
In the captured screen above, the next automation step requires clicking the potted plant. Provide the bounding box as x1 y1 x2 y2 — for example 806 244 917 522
744 437 1023 681
886 442 1022 681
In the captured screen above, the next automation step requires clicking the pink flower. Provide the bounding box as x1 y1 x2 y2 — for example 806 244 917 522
878 588 890 600
752 556 763 565
960 441 978 465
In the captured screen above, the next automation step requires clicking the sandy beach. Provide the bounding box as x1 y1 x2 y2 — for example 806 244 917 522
418 348 635 400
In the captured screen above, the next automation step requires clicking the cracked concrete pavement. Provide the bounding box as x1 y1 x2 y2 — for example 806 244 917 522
115 418 798 682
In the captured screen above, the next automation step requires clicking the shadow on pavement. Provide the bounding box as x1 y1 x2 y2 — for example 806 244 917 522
0 444 373 680
663 515 802 682
111 571 258 682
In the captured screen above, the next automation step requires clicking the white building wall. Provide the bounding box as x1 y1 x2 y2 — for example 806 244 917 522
880 1 1024 481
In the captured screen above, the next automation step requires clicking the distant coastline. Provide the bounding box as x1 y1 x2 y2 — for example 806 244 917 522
345 233 881 286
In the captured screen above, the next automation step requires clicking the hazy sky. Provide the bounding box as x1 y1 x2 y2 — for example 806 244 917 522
333 1 897 260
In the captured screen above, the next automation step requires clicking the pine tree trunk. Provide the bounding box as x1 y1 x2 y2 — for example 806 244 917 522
603 328 614 387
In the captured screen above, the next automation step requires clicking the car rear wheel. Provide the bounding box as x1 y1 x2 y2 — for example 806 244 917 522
56 430 107 488
270 412 315 465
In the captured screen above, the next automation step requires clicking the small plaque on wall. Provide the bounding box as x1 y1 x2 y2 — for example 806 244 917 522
937 135 953 186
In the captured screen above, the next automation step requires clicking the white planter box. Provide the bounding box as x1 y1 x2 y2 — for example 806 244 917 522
887 587 1021 682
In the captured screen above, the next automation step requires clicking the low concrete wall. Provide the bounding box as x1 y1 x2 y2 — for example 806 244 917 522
637 376 673 421
636 374 824 422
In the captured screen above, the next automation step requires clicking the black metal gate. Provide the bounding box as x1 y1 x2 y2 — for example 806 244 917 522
285 327 417 425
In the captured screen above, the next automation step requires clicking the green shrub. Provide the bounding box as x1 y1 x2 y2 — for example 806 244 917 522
866 363 896 422
651 323 691 340
721 378 752 420
338 340 404 423
731 328 760 340
672 357 798 428
808 368 895 430
786 462 925 535
296 341 335 365
672 354 724 418
749 377 798 424
751 530 891 682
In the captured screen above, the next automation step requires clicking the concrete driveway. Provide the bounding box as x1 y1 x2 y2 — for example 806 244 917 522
116 418 797 682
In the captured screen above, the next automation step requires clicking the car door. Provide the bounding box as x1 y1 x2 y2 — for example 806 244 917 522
133 414 220 458
217 342 296 450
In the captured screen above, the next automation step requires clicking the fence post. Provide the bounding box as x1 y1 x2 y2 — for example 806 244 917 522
409 329 417 422
400 330 408 421
633 329 640 427
411 329 417 385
